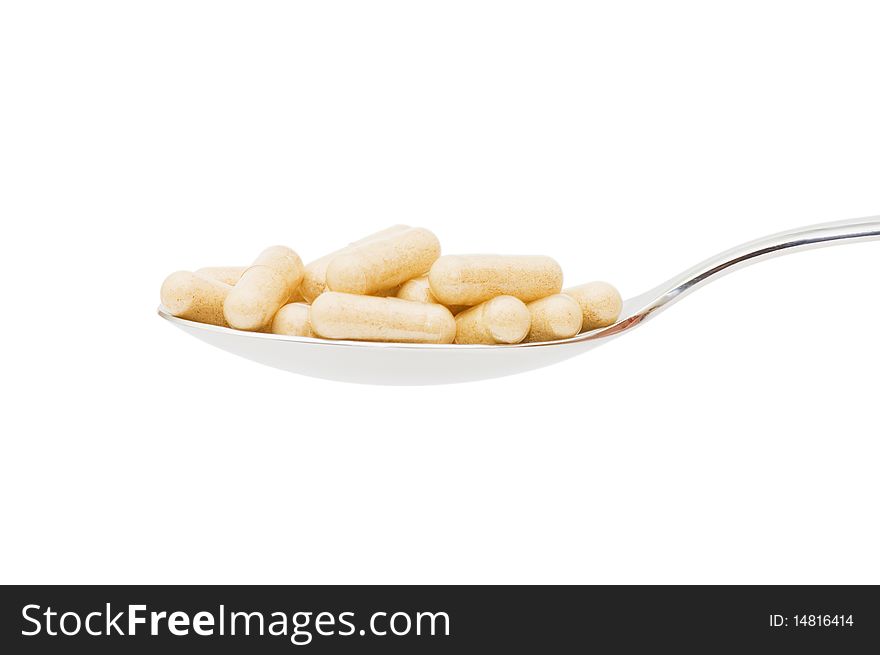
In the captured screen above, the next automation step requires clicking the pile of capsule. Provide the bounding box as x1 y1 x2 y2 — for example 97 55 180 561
159 226 622 345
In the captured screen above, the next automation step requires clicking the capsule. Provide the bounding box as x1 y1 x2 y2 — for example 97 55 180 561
396 275 468 314
271 302 314 337
160 271 231 327
311 292 456 344
194 266 247 286
325 227 441 296
454 295 531 344
396 275 437 304
429 255 563 306
524 294 583 343
196 266 303 302
197 265 304 303
300 225 411 302
224 246 304 331
565 281 622 331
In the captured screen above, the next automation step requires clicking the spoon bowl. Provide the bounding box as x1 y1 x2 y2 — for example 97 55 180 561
159 216 880 385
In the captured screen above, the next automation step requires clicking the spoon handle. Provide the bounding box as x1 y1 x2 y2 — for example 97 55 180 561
626 215 880 321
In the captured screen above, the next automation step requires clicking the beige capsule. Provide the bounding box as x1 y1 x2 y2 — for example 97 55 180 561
524 294 583 343
198 266 306 303
160 271 231 327
300 225 411 302
325 227 441 296
454 295 531 345
224 246 304 331
271 302 314 337
429 255 563 306
311 292 456 344
396 275 438 304
565 281 623 331
396 275 468 314
195 266 247 286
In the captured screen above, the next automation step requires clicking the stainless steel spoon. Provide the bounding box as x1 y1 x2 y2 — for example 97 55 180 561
159 216 880 385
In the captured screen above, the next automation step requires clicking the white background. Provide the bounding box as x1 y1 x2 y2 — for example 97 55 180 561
2 1 878 584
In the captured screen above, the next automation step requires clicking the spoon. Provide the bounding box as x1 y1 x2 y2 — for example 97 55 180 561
159 216 880 385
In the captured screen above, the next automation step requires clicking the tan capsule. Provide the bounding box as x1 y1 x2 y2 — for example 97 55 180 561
565 281 623 330
325 227 441 296
300 225 411 302
311 292 455 344
454 295 531 344
271 302 314 337
397 275 468 314
196 265 308 303
224 246 304 331
429 255 563 306
196 266 303 302
524 294 583 343
195 266 247 286
160 271 231 327
397 275 438 304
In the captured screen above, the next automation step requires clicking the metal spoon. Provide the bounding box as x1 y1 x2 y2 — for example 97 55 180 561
158 216 880 385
